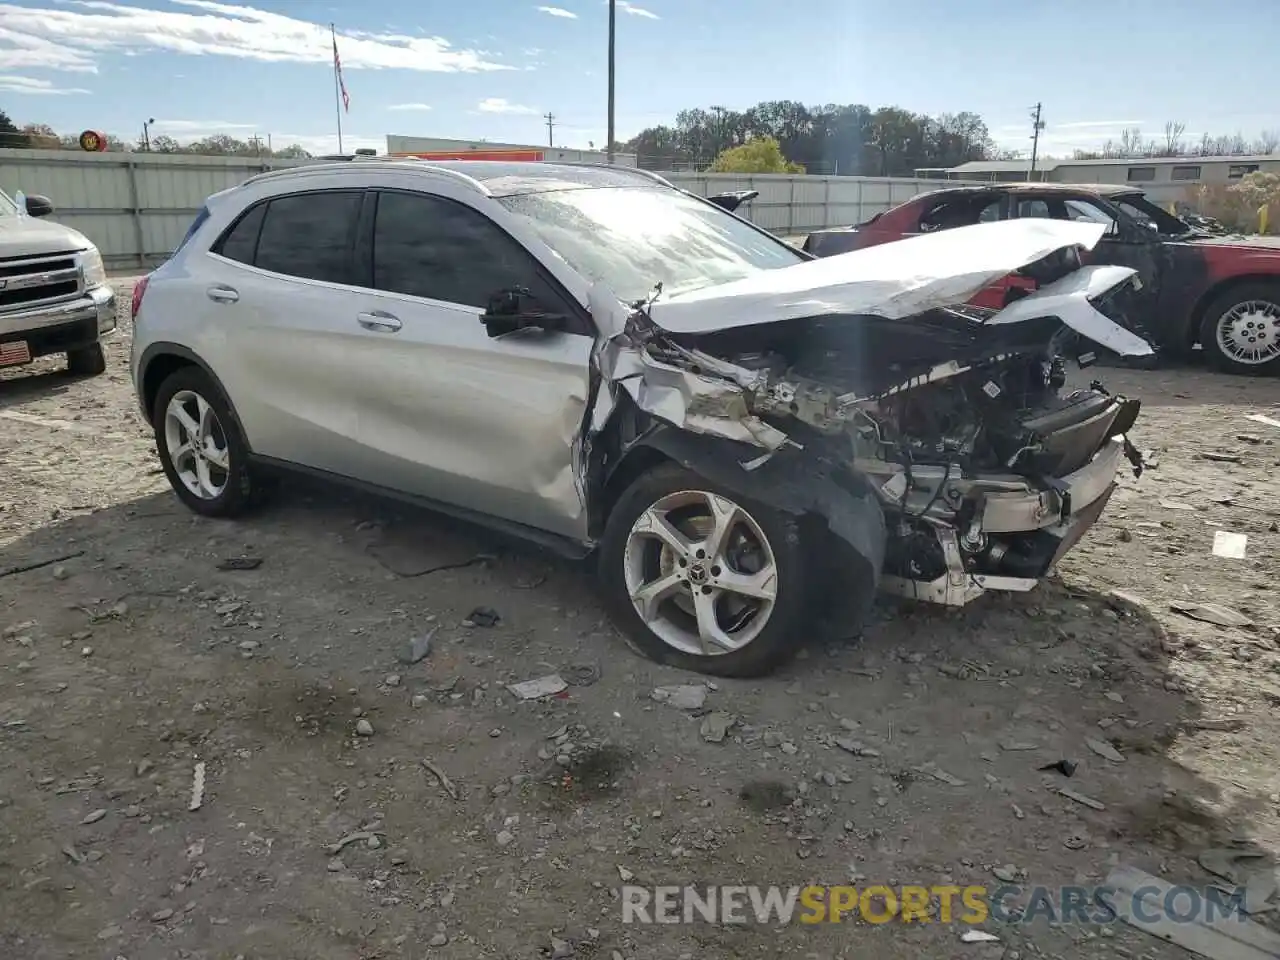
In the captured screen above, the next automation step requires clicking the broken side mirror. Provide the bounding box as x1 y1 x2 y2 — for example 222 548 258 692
481 287 569 338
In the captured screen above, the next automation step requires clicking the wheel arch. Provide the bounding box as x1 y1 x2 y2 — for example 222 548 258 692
138 342 251 451
614 424 888 595
1186 273 1280 347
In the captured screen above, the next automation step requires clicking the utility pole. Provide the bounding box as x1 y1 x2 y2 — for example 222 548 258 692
606 0 616 164
142 117 155 152
247 134 264 157
710 104 727 153
1028 102 1045 180
543 112 556 147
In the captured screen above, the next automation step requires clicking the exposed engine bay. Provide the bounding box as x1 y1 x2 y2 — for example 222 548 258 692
595 219 1149 607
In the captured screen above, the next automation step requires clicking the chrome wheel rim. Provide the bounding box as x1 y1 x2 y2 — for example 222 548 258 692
622 490 779 656
1216 300 1280 365
163 390 229 500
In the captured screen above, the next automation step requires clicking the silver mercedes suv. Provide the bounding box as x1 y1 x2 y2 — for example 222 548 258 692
131 159 1147 677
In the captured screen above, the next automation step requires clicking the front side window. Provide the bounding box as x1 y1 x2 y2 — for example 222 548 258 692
499 185 804 303
371 191 554 309
251 191 361 283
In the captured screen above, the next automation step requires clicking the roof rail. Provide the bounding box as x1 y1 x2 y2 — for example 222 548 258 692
240 158 490 195
553 161 674 188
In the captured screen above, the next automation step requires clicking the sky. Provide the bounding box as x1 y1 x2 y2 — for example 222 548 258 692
0 0 1277 159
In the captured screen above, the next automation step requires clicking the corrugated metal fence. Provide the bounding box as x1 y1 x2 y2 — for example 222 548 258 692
0 149 977 269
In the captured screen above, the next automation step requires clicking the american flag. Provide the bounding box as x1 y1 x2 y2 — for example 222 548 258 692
0 340 31 367
333 33 350 112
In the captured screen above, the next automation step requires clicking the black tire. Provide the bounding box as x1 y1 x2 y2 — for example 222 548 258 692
152 366 264 518
598 463 813 678
1199 282 1280 377
66 342 106 377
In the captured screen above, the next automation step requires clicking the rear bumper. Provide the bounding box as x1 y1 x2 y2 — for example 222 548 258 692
0 286 117 357
880 437 1126 605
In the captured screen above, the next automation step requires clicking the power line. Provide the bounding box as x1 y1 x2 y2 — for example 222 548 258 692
544 112 556 147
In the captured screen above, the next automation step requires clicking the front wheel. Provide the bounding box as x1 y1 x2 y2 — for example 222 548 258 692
1199 283 1280 376
598 463 812 678
152 366 265 517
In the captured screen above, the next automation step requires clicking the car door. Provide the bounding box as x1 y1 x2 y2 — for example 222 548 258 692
336 189 596 540
197 188 377 473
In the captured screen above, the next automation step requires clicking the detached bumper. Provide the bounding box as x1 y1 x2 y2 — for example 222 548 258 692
881 437 1126 605
0 286 117 358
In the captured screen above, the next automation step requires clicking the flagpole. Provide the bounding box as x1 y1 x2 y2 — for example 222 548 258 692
331 22 344 154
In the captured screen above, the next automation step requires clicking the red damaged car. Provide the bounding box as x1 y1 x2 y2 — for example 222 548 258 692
802 183 1280 376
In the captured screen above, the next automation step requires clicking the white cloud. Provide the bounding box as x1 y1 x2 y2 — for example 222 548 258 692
536 5 577 18
145 121 383 156
0 74 90 94
477 97 538 115
1056 120 1145 129
0 0 514 74
617 1 659 19
386 103 433 111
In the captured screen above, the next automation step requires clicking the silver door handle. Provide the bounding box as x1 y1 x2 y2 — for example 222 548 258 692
207 284 239 303
357 312 402 332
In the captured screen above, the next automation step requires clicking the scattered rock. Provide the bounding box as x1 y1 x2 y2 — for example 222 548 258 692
81 809 107 825
993 865 1018 882
998 740 1037 752
617 865 634 881
700 712 733 743
355 719 374 737
550 936 574 958
429 932 448 946
151 908 174 922
834 737 880 758
327 857 344 872
650 684 707 711
464 606 500 628
96 925 122 940
384 674 401 687
961 929 1000 943
496 830 515 848
1169 600 1253 628
779 741 799 755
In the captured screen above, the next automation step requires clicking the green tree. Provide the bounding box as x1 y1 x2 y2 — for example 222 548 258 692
0 108 29 149
710 137 803 174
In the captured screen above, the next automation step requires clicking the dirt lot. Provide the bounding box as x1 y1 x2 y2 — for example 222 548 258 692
3 281 1280 960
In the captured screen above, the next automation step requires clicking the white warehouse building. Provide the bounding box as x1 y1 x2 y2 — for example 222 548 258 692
385 135 637 166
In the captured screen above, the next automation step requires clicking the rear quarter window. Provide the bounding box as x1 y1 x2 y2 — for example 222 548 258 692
175 206 210 254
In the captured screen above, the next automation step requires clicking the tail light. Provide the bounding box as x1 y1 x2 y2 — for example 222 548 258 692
131 274 151 321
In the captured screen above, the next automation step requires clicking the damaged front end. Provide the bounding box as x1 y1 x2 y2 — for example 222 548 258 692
597 219 1148 607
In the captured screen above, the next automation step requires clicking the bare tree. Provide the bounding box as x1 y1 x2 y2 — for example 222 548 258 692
1161 120 1186 157
1255 129 1280 155
1118 127 1143 157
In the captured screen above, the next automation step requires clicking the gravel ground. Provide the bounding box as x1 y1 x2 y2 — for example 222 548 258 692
2 280 1280 959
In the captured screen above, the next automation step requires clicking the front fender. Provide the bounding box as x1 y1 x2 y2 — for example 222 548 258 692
631 426 887 592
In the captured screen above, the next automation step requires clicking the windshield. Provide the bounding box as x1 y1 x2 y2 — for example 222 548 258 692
0 190 17 217
498 186 805 302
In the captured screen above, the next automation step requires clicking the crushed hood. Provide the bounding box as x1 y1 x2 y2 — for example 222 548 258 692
647 218 1110 334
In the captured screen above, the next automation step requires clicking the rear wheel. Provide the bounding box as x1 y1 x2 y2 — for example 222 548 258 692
66 342 106 377
153 366 265 517
1200 283 1280 376
598 463 812 678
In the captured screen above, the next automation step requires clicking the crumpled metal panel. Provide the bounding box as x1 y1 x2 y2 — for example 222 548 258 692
645 219 1109 334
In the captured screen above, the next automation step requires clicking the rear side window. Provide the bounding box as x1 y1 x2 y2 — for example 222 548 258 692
254 191 361 283
372 190 553 309
215 202 266 265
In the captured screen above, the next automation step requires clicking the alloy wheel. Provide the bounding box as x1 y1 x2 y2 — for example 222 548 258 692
1216 299 1280 365
163 389 230 500
622 489 779 656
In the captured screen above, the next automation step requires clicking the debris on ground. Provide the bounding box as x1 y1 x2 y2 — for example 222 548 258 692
1212 530 1248 559
1105 862 1280 960
1170 600 1254 628
354 719 375 737
217 557 263 571
1199 846 1268 884
1057 787 1105 811
189 761 206 811
1245 413 1280 429
325 832 377 856
422 758 459 800
960 930 1000 943
563 663 601 686
1038 759 1078 777
1085 738 1125 763
399 627 438 665
80 808 106 825
507 674 568 700
464 606 500 628
650 684 708 711
1200 451 1244 464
